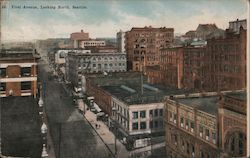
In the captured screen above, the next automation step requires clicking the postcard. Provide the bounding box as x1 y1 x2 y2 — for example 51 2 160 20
0 0 249 158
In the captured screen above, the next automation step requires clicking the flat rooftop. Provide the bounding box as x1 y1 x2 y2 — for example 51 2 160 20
176 96 219 115
87 72 192 105
0 49 40 61
225 91 246 101
1 96 42 157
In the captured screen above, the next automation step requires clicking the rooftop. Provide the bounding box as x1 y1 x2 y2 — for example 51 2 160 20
87 72 192 105
172 90 245 115
0 49 40 61
176 96 219 115
225 91 246 101
1 96 42 157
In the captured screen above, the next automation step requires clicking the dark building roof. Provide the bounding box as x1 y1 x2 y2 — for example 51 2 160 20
176 96 220 115
87 72 193 105
1 96 42 157
0 49 40 61
225 91 246 101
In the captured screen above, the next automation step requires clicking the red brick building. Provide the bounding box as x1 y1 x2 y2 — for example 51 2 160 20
147 45 206 91
70 30 90 48
204 27 246 91
159 47 184 88
85 77 112 115
0 49 40 98
125 26 174 71
183 46 206 90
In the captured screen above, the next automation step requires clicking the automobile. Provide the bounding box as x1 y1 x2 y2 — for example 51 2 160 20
96 112 106 121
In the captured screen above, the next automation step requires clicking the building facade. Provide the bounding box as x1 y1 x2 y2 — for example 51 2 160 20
80 40 106 48
117 30 126 53
183 46 206 90
0 49 39 98
125 26 174 71
70 30 90 48
165 90 246 158
204 28 246 91
66 51 127 87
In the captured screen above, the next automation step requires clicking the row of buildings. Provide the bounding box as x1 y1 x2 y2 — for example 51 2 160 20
81 71 246 157
124 19 247 92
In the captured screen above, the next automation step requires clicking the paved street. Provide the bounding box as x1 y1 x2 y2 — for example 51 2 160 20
38 59 114 158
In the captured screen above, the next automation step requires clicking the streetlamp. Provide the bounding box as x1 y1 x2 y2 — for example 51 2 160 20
41 122 48 158
38 96 44 115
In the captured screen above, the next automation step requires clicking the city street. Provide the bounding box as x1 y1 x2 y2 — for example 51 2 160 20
38 59 114 158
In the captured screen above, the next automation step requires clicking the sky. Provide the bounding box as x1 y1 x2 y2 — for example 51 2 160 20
1 0 248 42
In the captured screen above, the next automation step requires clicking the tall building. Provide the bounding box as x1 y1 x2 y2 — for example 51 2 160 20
165 90 246 158
66 50 126 88
183 46 206 90
159 47 184 88
125 26 174 71
147 43 206 90
0 49 40 97
117 30 126 53
204 27 246 91
70 30 89 48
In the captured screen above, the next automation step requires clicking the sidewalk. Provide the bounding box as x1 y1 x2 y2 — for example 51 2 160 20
79 100 130 158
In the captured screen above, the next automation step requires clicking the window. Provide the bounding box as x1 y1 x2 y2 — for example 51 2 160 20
21 67 31 77
132 122 138 130
109 63 113 67
180 117 184 127
212 132 216 144
0 82 6 91
205 129 210 141
132 112 138 119
93 64 96 67
159 120 163 128
0 68 6 77
191 122 195 133
199 125 203 137
140 122 146 129
98 64 101 69
154 109 158 117
21 81 31 90
159 109 163 116
150 110 153 117
149 121 153 129
154 120 158 128
186 119 189 130
140 111 146 118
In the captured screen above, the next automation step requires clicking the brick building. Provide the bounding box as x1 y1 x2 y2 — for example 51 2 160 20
0 49 40 97
70 30 89 48
85 72 192 150
148 44 206 91
165 90 246 158
125 26 174 71
204 27 246 91
183 46 206 90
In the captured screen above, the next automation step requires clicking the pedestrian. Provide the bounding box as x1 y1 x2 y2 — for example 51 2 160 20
95 124 98 129
99 124 101 128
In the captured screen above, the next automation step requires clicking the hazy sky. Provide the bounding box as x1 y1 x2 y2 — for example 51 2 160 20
2 0 248 42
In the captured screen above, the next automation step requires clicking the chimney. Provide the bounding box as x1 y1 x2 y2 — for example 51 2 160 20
81 30 83 33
